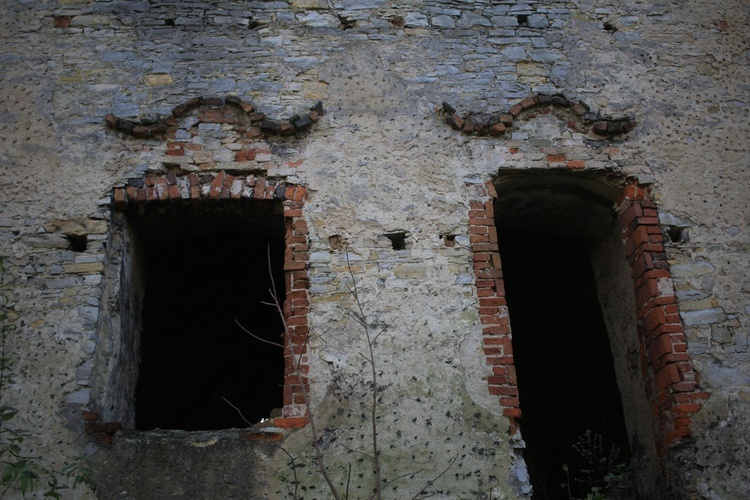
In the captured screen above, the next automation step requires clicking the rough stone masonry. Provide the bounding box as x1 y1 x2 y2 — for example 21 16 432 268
0 0 748 498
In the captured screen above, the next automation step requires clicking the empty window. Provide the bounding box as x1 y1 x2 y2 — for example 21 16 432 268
492 172 657 498
127 202 286 431
499 229 630 499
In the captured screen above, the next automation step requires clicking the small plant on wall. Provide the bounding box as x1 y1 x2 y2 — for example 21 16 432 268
562 430 632 500
0 257 96 498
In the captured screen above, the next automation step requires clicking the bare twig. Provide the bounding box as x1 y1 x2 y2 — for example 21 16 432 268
222 397 253 426
237 246 342 500
339 442 375 461
367 468 424 500
344 463 352 500
223 397 300 499
345 248 383 500
234 320 285 350
409 454 458 500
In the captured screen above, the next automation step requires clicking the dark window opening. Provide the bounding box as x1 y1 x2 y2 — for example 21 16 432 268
130 202 286 431
498 228 631 499
517 14 529 26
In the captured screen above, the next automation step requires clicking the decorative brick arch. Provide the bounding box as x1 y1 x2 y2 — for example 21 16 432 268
468 177 707 453
111 171 311 429
442 92 636 139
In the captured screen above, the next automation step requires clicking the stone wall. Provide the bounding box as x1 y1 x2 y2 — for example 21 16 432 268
0 0 748 498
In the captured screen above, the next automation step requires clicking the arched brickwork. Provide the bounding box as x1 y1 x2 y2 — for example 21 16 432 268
468 177 707 454
443 92 636 139
111 171 311 429
615 180 709 453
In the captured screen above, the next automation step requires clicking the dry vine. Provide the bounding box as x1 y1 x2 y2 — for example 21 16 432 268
236 247 454 498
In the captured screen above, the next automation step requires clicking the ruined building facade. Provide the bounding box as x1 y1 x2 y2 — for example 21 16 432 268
0 0 748 498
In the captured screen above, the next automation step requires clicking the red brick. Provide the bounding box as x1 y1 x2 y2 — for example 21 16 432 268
520 96 537 109
635 279 659 308
503 408 522 418
483 325 511 335
471 243 499 252
642 306 667 334
499 396 519 407
479 297 504 307
662 425 691 447
475 279 496 289
654 364 681 392
210 171 225 199
241 431 284 442
476 269 503 279
546 154 566 162
618 202 642 230
672 403 701 414
273 417 309 429
648 334 674 364
566 160 586 169
113 188 127 209
483 336 506 346
469 217 494 226
488 385 518 396
236 149 256 162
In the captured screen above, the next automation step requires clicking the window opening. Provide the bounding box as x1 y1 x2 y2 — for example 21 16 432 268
489 172 652 498
130 202 286 431
498 228 630 499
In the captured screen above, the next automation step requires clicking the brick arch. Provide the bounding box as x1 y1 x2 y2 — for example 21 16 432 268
104 96 324 139
442 93 636 139
110 171 311 429
468 176 707 453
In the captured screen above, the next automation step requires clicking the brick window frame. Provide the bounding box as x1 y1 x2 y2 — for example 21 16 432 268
469 178 707 453
110 170 310 429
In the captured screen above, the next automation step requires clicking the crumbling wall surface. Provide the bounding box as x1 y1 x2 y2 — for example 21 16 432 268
0 0 748 498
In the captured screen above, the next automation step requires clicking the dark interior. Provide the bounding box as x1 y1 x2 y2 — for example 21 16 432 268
498 228 631 499
131 202 286 431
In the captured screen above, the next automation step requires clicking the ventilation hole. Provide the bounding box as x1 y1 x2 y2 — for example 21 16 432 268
442 234 456 248
337 16 356 30
517 15 529 26
666 227 687 244
329 234 343 251
66 234 88 252
383 231 408 250
248 20 262 30
603 22 618 33
164 19 175 26
53 16 73 28
391 16 404 28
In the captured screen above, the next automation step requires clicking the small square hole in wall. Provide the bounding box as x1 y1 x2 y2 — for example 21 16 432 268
65 233 88 252
126 202 286 431
382 231 409 250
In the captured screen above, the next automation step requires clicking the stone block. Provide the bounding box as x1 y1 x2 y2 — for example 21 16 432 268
671 261 715 277
681 308 725 326
404 13 429 27
394 263 427 278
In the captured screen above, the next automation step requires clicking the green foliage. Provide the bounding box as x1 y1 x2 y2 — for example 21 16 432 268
562 431 632 500
0 257 96 498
